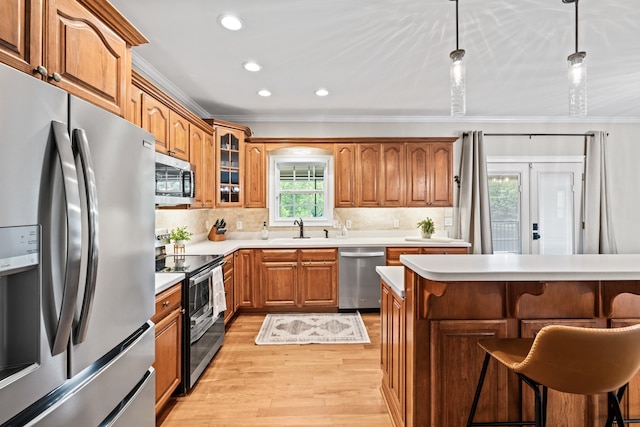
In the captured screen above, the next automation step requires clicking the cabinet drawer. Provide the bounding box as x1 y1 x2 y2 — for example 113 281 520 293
421 247 468 255
152 284 182 323
300 248 337 262
261 249 297 262
386 247 421 260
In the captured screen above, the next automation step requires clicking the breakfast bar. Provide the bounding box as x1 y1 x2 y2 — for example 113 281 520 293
384 254 640 427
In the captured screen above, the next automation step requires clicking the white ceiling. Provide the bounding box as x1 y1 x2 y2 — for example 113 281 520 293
110 0 640 122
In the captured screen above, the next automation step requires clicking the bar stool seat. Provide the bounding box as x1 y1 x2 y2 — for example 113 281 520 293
467 324 640 427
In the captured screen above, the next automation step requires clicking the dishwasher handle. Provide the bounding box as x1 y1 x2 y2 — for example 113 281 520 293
340 251 385 258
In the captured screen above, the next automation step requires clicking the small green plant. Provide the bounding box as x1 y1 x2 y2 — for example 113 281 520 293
417 218 435 235
170 225 193 242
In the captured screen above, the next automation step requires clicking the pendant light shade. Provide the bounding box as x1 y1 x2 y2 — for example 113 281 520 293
564 0 586 117
450 49 466 116
450 0 465 117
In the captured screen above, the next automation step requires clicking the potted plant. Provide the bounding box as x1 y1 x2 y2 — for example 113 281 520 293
170 225 193 246
417 218 435 239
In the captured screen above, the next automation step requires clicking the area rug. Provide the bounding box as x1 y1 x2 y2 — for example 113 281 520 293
255 312 371 345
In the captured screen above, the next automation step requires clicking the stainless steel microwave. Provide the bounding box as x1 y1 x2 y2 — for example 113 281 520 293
155 152 195 205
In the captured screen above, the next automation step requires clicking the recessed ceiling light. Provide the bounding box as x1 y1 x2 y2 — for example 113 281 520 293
243 62 262 72
257 89 271 97
219 15 243 31
315 88 329 97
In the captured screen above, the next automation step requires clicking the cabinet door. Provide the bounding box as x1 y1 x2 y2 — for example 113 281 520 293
334 144 356 207
153 308 181 414
217 127 243 206
127 84 143 127
244 142 265 208
520 320 600 426
356 144 381 207
234 250 256 309
0 0 42 74
45 0 128 116
142 93 170 153
381 285 391 377
380 143 405 207
169 110 190 161
203 132 216 207
389 290 405 419
430 320 510 427
261 262 297 307
189 125 204 207
299 260 337 306
430 143 454 207
406 144 430 207
223 254 234 324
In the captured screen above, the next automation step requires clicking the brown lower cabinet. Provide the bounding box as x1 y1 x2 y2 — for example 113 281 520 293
152 284 182 415
380 281 405 427
223 253 234 325
231 248 338 313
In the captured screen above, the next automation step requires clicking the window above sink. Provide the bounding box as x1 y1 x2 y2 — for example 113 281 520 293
268 148 334 227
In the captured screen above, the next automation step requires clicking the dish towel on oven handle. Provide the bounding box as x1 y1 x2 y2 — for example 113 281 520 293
210 265 226 319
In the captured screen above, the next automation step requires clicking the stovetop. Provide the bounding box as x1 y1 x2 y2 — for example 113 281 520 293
155 254 223 274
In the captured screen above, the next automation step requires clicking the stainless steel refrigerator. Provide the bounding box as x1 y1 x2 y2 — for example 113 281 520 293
0 62 156 426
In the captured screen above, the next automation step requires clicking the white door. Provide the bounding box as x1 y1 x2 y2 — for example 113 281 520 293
487 159 583 254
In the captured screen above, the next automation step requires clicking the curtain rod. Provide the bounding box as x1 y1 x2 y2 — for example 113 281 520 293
462 132 606 137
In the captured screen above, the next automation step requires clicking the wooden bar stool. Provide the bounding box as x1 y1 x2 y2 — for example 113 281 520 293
466 324 640 427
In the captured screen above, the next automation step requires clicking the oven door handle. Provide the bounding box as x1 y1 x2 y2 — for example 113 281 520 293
191 315 214 344
189 269 213 287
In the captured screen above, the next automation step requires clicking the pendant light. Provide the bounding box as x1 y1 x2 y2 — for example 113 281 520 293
450 0 465 117
563 0 586 117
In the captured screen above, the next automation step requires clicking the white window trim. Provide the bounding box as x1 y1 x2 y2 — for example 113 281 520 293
268 154 334 227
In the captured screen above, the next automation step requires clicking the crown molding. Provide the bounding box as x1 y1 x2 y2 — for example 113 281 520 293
214 114 640 125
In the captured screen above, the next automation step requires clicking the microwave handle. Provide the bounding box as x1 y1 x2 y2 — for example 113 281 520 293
189 170 195 198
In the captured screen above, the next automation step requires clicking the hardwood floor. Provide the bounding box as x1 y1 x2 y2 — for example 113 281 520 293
157 313 392 427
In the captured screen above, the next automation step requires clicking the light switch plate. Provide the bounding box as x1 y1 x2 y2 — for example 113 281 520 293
345 220 352 229
445 217 453 226
393 219 399 228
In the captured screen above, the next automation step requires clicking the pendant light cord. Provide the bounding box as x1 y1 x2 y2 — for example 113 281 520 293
455 0 460 50
574 0 579 53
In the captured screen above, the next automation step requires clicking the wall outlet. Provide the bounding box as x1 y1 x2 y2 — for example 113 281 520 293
333 220 339 228
445 217 453 226
236 221 243 230
393 219 399 228
345 220 352 229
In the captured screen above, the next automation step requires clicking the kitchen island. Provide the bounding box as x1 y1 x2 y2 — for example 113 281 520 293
387 254 640 427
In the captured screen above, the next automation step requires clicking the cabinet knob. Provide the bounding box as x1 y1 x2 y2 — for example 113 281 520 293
48 72 62 83
34 65 48 77
162 301 170 307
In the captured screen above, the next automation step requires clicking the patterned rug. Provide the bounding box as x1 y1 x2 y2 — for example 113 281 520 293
255 312 371 345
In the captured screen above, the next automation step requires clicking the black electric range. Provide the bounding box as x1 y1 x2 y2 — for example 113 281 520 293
155 254 223 274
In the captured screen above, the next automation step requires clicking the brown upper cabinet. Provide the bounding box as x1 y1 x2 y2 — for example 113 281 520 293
168 110 190 161
206 120 251 208
189 125 215 208
334 144 357 207
406 142 454 207
244 143 266 208
141 93 171 153
356 143 405 207
0 0 147 117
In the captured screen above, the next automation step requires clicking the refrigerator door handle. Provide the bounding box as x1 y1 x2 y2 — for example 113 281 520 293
50 121 83 355
73 128 100 343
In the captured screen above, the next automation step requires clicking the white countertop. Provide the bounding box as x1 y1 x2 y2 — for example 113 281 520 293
376 266 405 299
178 235 470 256
155 272 185 294
400 254 640 282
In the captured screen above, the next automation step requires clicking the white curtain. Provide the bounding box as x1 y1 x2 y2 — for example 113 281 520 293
583 131 617 254
458 131 493 254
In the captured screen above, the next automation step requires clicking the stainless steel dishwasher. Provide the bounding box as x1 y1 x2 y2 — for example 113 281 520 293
338 247 386 310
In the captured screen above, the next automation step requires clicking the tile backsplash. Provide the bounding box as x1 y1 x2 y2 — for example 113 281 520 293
156 207 458 238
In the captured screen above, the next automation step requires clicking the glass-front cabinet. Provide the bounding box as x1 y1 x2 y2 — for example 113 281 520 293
217 127 244 206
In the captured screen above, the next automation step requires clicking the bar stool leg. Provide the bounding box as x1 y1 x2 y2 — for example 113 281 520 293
605 386 626 427
467 353 492 427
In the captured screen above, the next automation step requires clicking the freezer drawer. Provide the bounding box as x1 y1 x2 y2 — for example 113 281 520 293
6 323 155 426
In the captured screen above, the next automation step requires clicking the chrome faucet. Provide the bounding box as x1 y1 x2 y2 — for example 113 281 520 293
293 218 305 238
